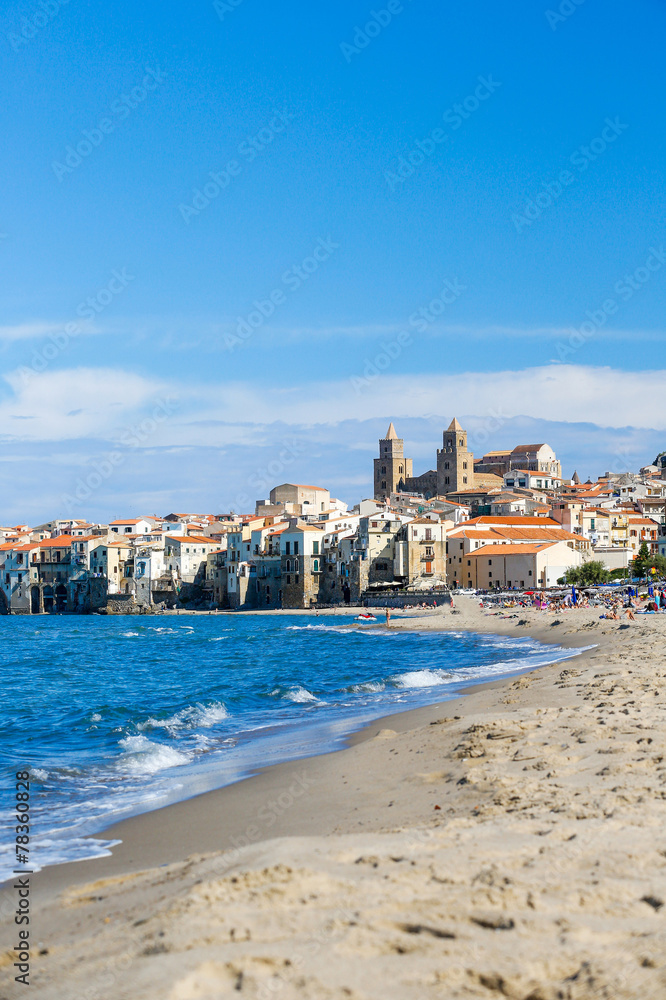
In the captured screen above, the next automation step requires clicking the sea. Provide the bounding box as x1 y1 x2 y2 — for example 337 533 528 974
0 613 583 880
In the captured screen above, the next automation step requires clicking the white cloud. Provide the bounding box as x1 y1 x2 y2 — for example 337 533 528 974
2 364 665 454
0 368 167 441
179 365 666 434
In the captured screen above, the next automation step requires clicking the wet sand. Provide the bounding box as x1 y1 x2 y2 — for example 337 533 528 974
3 598 666 999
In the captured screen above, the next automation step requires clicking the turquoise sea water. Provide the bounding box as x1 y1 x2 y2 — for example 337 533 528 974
0 614 581 878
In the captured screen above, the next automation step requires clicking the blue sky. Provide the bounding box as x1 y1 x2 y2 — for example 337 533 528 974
1 0 665 521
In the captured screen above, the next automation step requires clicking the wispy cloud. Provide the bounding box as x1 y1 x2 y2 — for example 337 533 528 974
3 364 666 448
0 367 167 441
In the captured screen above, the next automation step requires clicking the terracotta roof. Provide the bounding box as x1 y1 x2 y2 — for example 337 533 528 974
165 535 218 546
39 536 75 547
466 516 560 527
109 519 146 525
511 444 549 453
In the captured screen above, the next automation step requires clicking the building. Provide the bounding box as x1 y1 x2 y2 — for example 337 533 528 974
269 484 331 515
374 424 413 500
109 518 153 537
437 418 475 494
397 517 448 587
446 517 589 588
468 541 582 590
503 469 564 491
476 443 562 479
280 522 326 608
0 542 38 613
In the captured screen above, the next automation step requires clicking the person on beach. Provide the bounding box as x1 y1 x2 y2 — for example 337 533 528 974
385 608 391 627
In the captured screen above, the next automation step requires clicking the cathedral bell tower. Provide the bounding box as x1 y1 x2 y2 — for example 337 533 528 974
373 423 413 500
437 418 474 494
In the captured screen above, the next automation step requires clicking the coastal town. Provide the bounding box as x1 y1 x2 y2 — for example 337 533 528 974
2 419 665 615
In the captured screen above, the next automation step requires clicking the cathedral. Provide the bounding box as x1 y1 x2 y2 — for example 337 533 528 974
373 420 561 500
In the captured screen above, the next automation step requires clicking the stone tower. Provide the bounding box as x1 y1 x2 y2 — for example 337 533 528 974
437 418 475 494
374 423 413 500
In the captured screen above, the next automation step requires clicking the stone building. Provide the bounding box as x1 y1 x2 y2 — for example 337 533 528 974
373 424 413 500
269 483 330 516
436 418 475 494
475 442 562 479
280 522 326 608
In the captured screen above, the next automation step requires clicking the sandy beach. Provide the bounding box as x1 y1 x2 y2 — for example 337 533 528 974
3 598 666 999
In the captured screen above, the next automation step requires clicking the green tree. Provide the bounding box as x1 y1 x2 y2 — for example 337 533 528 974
562 560 610 587
632 549 666 581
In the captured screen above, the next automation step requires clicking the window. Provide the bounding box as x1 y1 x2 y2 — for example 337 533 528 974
313 541 319 555
463 476 467 484
445 476 450 485
287 575 291 584
285 541 291 555
444 461 450 470
463 462 467 470
488 559 492 564
467 559 471 566
489 570 492 577
125 526 132 534
425 528 432 541
459 438 464 446
399 465 403 473
528 570 533 576
295 575 300 584
313 559 319 572
294 542 299 555
381 481 386 490
381 465 386 474
425 546 434 557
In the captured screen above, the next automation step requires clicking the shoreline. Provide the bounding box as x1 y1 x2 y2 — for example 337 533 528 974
22 601 588 895
6 598 666 998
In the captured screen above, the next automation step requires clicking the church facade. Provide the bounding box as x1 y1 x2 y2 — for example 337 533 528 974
373 419 561 501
